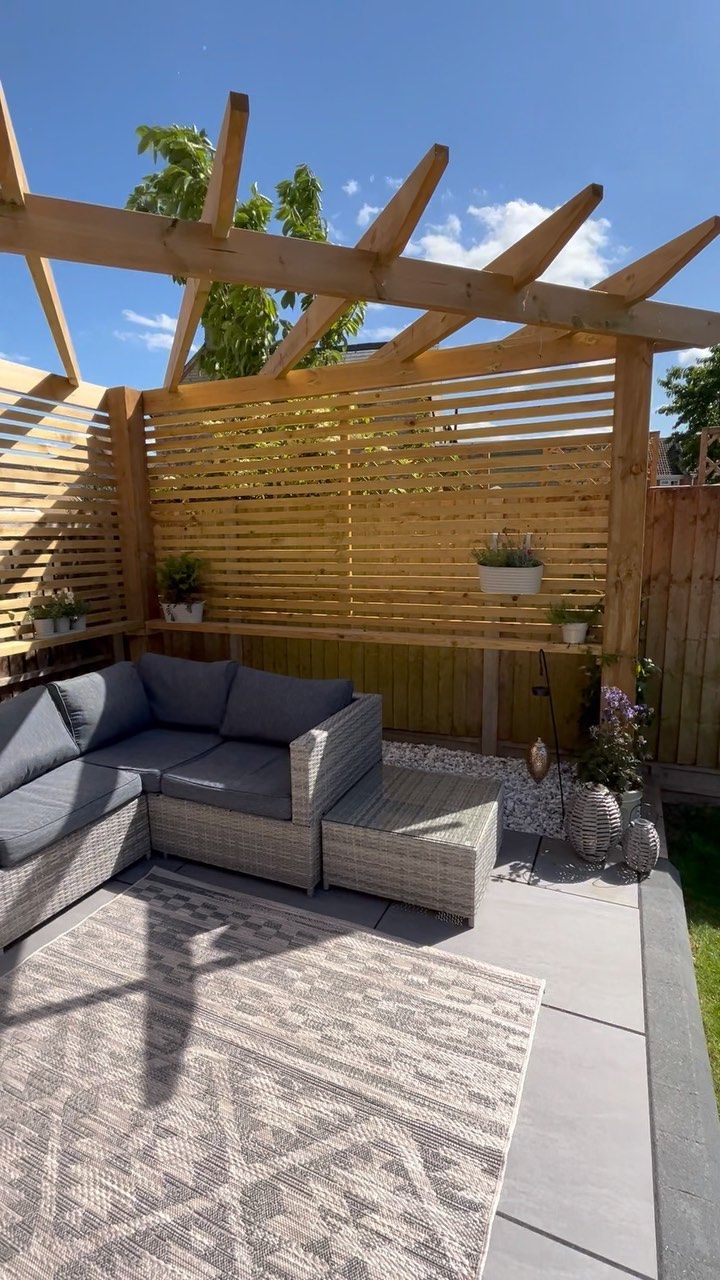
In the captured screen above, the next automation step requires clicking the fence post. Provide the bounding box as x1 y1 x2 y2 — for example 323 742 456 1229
602 338 653 700
106 386 155 658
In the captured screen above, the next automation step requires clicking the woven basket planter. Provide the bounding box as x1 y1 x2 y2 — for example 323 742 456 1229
623 818 660 876
566 783 622 864
477 564 543 595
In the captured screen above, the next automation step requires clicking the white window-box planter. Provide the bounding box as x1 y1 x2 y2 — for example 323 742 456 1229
54 616 71 634
477 563 544 595
561 621 588 644
161 601 205 623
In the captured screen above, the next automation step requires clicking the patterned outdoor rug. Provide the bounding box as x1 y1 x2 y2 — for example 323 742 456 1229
0 870 543 1279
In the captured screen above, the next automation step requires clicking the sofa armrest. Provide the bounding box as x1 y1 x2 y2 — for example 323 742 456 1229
290 693 382 826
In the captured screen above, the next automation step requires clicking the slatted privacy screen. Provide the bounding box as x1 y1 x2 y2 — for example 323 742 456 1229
145 358 615 649
0 373 127 653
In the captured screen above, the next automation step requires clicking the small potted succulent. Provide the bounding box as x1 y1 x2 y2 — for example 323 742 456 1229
65 594 89 632
157 553 205 623
471 533 543 595
27 595 59 638
547 598 603 645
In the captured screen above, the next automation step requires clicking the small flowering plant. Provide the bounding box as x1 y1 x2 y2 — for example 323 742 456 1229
577 686 652 794
471 533 543 568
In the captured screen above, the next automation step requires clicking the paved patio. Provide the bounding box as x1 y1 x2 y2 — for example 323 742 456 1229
2 829 657 1280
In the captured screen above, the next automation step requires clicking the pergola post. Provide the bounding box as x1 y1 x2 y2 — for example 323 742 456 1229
106 386 155 657
602 337 654 699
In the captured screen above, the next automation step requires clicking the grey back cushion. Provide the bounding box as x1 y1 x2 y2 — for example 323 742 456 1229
138 653 237 731
50 662 152 753
0 686 79 798
221 665 353 745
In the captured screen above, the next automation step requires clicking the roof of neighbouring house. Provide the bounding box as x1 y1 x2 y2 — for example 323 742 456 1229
180 340 385 384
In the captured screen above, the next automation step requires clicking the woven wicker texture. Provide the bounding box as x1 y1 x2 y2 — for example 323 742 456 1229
0 798 149 948
149 792 321 890
322 765 502 923
623 818 660 876
566 783 622 865
0 869 542 1279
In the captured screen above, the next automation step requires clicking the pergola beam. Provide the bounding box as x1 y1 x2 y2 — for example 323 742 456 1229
367 183 605 364
2 193 720 349
260 143 448 377
0 82 80 385
503 215 720 348
163 92 249 389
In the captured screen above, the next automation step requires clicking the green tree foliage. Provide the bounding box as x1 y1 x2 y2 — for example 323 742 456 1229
658 347 720 477
126 124 365 379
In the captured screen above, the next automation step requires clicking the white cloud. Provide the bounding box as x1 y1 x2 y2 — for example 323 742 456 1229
408 199 617 288
677 347 711 366
113 308 197 356
357 203 380 228
342 179 359 196
0 350 30 363
366 301 387 311
385 176 402 190
361 324 402 341
121 310 176 332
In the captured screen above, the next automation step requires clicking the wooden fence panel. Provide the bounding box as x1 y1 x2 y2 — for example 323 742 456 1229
0 365 131 657
144 359 613 654
642 485 720 769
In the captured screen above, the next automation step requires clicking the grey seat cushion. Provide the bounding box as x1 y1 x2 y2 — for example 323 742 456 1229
138 653 237 731
161 741 292 820
84 728 222 793
0 759 142 868
50 663 152 753
221 666 353 745
0 686 78 798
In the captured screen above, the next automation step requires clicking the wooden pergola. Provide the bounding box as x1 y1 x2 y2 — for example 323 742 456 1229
2 85 720 707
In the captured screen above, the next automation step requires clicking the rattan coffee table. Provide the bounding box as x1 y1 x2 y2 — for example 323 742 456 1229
321 764 502 926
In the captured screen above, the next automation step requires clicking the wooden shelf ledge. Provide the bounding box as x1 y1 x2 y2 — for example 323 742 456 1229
0 620 143 658
146 619 601 656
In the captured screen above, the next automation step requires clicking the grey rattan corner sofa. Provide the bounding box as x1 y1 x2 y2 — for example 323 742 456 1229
0 655 382 949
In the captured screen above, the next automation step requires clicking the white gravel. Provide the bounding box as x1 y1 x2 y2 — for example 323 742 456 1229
382 739 578 837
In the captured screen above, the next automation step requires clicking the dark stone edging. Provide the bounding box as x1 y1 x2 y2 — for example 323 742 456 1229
640 787 720 1280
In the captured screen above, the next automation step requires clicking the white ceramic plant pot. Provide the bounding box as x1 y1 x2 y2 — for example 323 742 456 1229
54 616 71 634
477 564 543 595
33 618 55 638
619 788 643 831
70 615 87 632
161 601 204 623
561 621 588 645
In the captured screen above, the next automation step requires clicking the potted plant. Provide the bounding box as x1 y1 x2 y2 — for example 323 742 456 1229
576 685 652 831
548 598 602 645
27 595 60 638
157 553 205 623
471 533 543 595
65 594 89 632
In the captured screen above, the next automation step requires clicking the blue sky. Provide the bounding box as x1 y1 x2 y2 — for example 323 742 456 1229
2 0 719 429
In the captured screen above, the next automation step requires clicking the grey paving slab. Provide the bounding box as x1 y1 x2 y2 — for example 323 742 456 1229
491 828 537 883
174 859 390 927
379 877 645 1031
484 1215 646 1279
110 854 184 885
1 882 126 974
499 1005 657 1279
532 835 639 907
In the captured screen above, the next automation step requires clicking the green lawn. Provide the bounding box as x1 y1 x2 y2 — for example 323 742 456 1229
665 804 720 1103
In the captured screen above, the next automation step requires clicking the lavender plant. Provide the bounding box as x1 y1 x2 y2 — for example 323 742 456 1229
577 685 652 794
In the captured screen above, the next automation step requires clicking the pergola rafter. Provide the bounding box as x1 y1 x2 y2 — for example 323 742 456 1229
2 193 720 350
0 81 80 385
365 182 605 365
163 92 249 389
260 142 448 377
